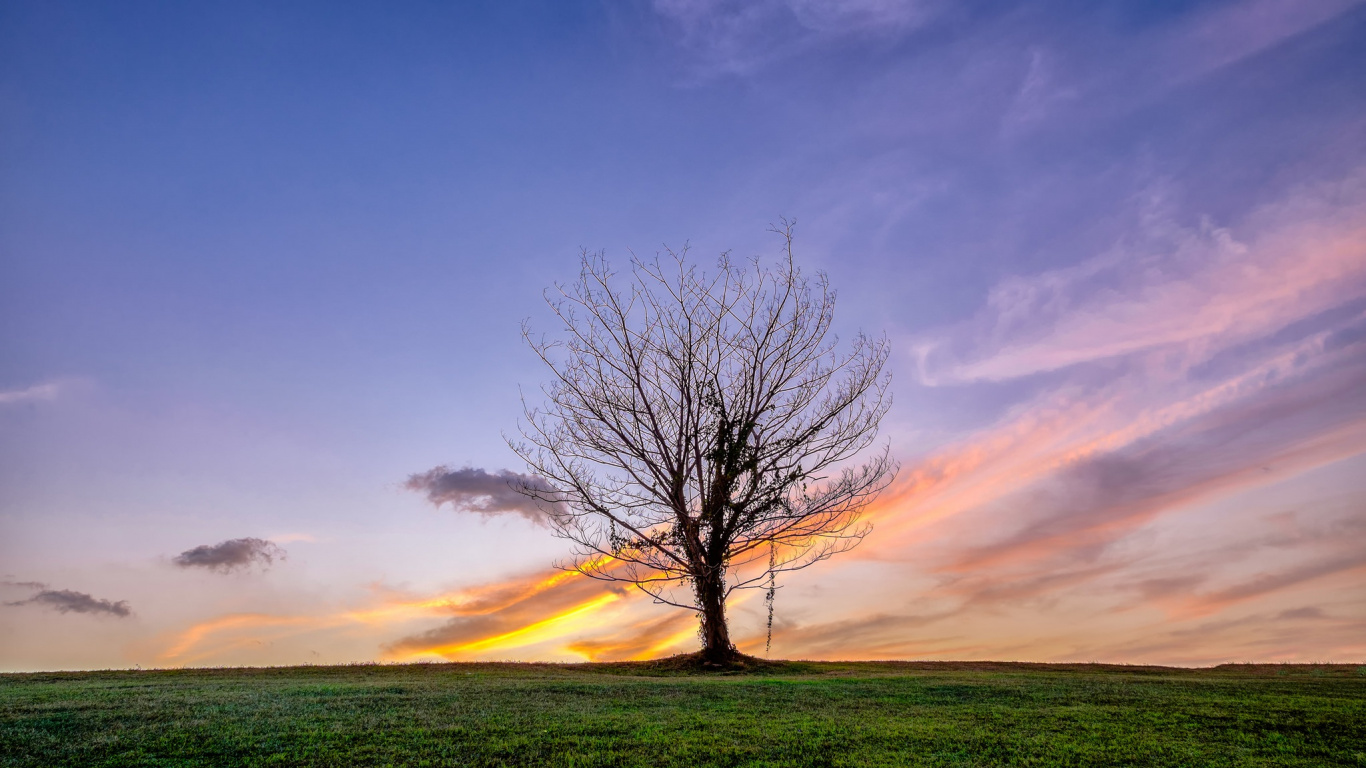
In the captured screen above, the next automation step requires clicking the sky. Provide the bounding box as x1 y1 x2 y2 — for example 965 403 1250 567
1 0 1364 672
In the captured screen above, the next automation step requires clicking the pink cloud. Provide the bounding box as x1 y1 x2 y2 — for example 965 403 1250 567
915 173 1366 384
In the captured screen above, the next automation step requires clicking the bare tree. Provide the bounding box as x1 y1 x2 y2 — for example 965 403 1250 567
511 223 895 664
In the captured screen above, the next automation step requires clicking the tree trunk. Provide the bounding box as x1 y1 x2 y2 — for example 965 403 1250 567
696 570 737 664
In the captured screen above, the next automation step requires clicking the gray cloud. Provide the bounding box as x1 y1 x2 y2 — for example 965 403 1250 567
404 466 556 525
1 580 49 590
173 538 285 572
1193 551 1366 610
1066 609 1366 665
764 611 958 658
6 589 131 618
1277 606 1326 621
1132 575 1207 601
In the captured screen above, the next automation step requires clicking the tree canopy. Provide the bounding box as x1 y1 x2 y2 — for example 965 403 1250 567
512 224 896 663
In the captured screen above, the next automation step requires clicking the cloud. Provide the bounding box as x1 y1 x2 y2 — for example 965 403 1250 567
404 466 556 524
383 565 631 660
157 554 646 665
651 0 937 78
1182 551 1366 616
1 579 49 590
1163 0 1362 84
864 349 1366 630
1277 606 1326 621
159 613 328 663
915 173 1366 385
0 381 63 405
1068 602 1366 666
1001 47 1078 137
865 169 1366 571
760 610 964 659
942 355 1366 574
173 538 286 572
564 612 697 661
6 589 132 618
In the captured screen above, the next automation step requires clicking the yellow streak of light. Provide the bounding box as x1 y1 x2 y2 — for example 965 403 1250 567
345 558 612 624
627 627 698 661
410 592 622 659
163 559 624 664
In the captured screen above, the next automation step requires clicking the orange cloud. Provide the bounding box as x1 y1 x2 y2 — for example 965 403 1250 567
160 613 337 664
565 612 699 661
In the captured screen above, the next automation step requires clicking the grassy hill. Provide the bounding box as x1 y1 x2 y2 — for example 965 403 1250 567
2 660 1363 766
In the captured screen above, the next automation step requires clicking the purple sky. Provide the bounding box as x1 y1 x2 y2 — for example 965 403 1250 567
2 0 1364 670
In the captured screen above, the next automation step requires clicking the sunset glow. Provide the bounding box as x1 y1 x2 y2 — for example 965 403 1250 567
2 0 1363 672
398 592 624 660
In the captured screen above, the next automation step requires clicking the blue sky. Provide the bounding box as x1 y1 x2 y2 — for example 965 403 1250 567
2 0 1364 670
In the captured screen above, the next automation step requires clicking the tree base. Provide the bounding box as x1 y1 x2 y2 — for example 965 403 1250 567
627 650 779 673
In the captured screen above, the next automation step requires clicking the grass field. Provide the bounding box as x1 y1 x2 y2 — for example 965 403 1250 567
2 660 1363 767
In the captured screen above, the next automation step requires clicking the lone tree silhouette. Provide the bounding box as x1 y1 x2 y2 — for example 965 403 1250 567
511 223 896 665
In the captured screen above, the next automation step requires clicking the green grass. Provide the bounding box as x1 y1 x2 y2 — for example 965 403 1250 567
2 660 1363 767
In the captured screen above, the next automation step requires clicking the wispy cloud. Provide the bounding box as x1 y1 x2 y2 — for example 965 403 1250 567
159 613 324 662
565 612 698 661
858 173 1366 567
916 174 1366 385
6 588 132 618
760 506 1366 662
1177 549 1366 618
1070 599 1366 666
1161 0 1363 84
1000 47 1077 138
941 357 1366 575
651 0 938 79
173 538 286 573
758 611 965 659
0 580 49 590
0 381 63 405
